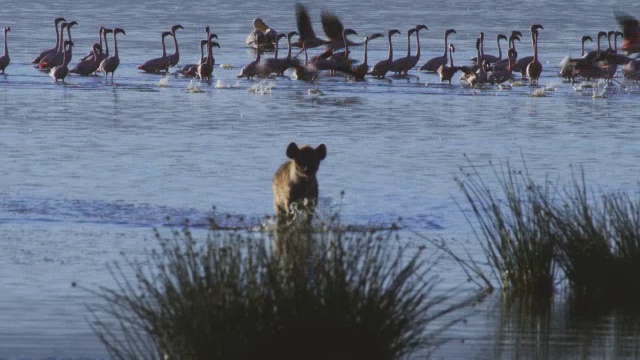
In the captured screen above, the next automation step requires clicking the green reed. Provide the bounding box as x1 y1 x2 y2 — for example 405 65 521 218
550 173 640 301
456 161 557 298
88 220 467 360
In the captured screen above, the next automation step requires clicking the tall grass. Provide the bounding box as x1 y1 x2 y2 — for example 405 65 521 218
550 174 640 300
88 221 470 359
455 161 557 298
454 160 640 302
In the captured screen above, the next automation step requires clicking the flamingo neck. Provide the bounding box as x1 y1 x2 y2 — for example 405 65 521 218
113 33 119 58
207 42 213 65
4 30 8 56
67 27 73 45
173 33 179 56
448 49 453 67
162 36 167 57
387 34 393 61
415 31 421 58
597 36 602 51
443 33 449 56
363 39 369 65
532 33 538 62
54 23 60 48
406 32 411 57
103 33 109 56
58 27 65 52
497 38 503 60
344 35 349 57
286 37 292 61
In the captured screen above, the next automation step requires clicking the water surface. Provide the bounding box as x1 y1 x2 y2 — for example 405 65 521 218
1 0 640 357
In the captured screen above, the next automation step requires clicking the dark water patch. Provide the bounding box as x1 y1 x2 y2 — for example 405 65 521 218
0 194 437 232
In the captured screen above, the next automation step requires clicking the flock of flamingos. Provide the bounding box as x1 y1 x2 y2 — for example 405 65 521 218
0 5 638 87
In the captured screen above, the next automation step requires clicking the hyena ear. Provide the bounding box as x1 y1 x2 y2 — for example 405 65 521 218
316 144 327 160
286 142 299 159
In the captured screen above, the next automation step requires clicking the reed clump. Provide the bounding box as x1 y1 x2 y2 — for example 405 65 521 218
550 175 640 301
456 162 556 298
456 160 640 302
89 220 465 360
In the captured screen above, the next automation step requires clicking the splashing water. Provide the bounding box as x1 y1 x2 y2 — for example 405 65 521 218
307 88 324 96
531 88 548 97
215 80 241 89
592 86 607 98
157 76 170 87
187 80 205 93
248 81 274 95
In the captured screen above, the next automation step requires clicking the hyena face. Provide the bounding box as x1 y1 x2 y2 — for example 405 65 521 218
287 142 326 178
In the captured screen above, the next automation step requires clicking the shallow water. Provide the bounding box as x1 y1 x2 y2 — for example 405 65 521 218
1 0 640 357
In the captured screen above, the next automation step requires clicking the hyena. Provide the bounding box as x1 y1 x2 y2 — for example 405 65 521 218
272 142 327 226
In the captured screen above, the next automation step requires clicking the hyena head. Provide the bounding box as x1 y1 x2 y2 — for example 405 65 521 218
286 142 327 178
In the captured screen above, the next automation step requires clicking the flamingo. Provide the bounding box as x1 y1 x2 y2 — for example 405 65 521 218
137 31 172 73
327 28 359 75
269 31 299 76
477 34 508 64
616 11 640 54
389 28 415 76
69 43 102 76
420 29 456 72
513 24 543 79
181 40 209 78
180 26 216 77
437 44 458 84
291 40 318 81
79 26 105 62
37 22 66 69
50 40 73 82
292 4 360 51
166 24 184 69
32 17 65 64
0 27 10 74
369 29 401 78
488 48 517 85
96 28 112 64
238 33 264 79
257 33 288 76
492 32 521 71
558 36 593 82
98 28 125 83
39 21 77 70
198 35 220 80
526 25 543 84
391 24 428 76
351 33 383 81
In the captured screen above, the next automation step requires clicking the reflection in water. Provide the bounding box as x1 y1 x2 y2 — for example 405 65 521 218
476 295 640 359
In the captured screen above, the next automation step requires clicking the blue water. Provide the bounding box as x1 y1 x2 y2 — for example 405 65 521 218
1 0 640 357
